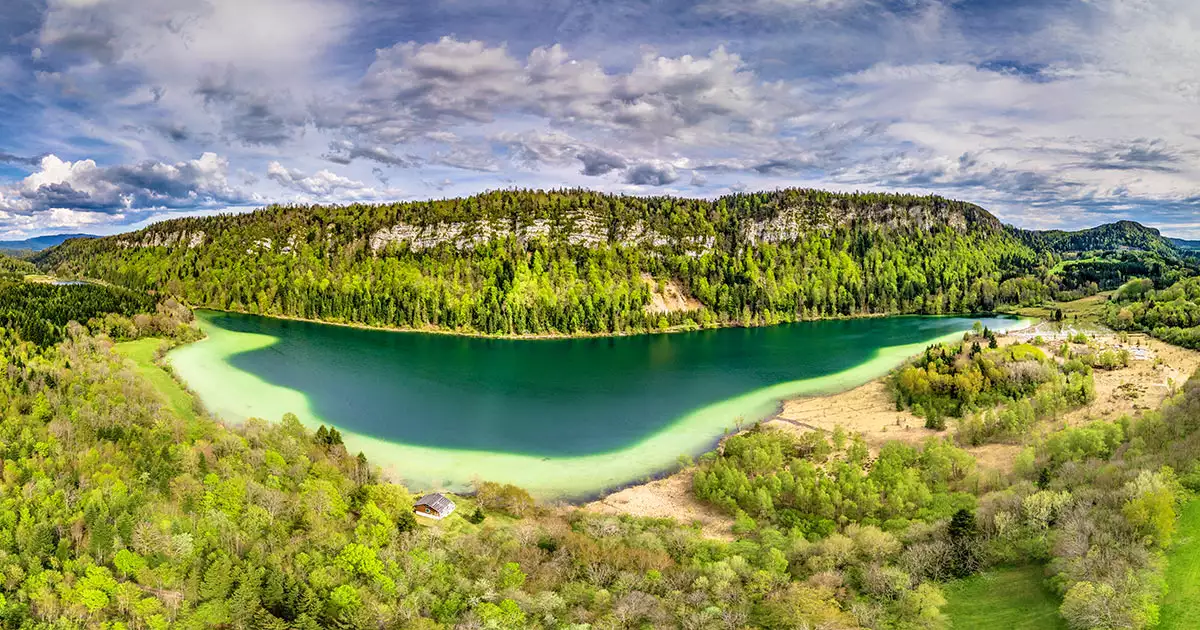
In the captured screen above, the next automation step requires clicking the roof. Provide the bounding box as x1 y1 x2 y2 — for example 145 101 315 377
415 493 455 513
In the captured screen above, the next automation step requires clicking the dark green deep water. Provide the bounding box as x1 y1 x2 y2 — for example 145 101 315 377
197 311 1017 458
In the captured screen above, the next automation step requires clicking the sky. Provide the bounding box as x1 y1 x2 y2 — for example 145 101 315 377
1 0 1199 239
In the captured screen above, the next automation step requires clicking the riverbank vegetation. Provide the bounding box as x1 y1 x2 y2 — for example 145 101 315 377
0 275 1191 628
8 197 1200 626
1106 277 1200 349
0 317 976 629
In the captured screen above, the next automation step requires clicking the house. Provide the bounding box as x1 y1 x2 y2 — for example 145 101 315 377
413 493 456 520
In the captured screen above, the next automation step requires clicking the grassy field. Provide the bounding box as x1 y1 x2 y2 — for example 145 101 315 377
943 565 1066 629
114 338 198 422
1005 291 1112 327
1048 256 1113 275
1160 500 1200 629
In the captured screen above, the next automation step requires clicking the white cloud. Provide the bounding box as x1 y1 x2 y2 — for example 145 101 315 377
329 37 800 149
624 161 680 186
3 0 1199 236
35 0 352 148
0 152 247 216
266 162 400 201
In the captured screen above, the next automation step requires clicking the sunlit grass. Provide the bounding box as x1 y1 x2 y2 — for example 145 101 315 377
115 338 198 423
943 565 1066 629
1160 500 1200 629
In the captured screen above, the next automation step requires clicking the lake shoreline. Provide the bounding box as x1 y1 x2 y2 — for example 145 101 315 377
167 309 1034 506
187 303 1023 341
581 317 1044 527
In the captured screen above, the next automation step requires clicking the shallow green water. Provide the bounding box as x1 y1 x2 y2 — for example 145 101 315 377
169 311 1023 499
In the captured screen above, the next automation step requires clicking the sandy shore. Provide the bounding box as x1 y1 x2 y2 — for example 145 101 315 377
771 331 1200 468
583 469 736 541
585 326 1200 533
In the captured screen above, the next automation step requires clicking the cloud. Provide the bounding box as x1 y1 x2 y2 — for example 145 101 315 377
195 72 308 146
326 37 798 148
0 152 43 167
33 0 351 148
0 153 247 216
624 162 680 186
322 140 419 168
266 162 399 201
0 57 22 88
698 0 865 18
577 148 628 176
4 0 1200 237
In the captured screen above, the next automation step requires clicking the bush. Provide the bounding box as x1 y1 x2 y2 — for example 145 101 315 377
475 482 536 518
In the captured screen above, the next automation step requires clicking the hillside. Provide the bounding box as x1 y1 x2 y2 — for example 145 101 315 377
1013 220 1179 256
35 188 1045 335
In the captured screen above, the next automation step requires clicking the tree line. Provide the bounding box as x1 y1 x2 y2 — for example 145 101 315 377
36 189 1050 336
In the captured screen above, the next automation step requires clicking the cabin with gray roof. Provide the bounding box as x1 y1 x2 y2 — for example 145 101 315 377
413 493 456 520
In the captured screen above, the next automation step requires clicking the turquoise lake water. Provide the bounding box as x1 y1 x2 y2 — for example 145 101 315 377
169 311 1021 499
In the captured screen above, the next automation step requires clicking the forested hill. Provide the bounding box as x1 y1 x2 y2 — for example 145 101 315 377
1013 220 1180 256
35 188 1046 335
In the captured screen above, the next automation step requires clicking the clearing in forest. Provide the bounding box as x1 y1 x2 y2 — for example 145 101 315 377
114 338 198 422
1160 500 1200 629
943 565 1066 629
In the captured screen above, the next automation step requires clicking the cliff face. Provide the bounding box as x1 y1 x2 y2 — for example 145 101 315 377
366 214 716 256
30 188 1041 337
738 199 1000 246
115 230 208 249
36 189 1010 272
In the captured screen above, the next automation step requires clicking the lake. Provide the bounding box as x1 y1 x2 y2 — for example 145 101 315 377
169 311 1023 500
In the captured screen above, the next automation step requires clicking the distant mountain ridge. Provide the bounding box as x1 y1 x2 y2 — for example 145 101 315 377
0 233 96 253
1013 220 1180 256
1169 237 1200 251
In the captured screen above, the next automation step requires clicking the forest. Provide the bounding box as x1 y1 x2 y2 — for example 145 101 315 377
7 190 1200 629
1106 277 1200 349
0 278 200 347
692 374 1200 630
2 276 1190 629
1043 251 1196 302
1013 220 1180 258
0 291 972 629
34 189 1050 336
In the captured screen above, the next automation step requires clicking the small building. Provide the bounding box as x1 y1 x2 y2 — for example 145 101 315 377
413 493 456 520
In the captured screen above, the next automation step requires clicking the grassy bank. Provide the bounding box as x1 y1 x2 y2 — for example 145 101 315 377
114 338 198 422
943 565 1066 629
1160 500 1200 629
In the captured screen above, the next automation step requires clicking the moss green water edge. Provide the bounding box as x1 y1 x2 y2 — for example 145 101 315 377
166 316 1031 501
